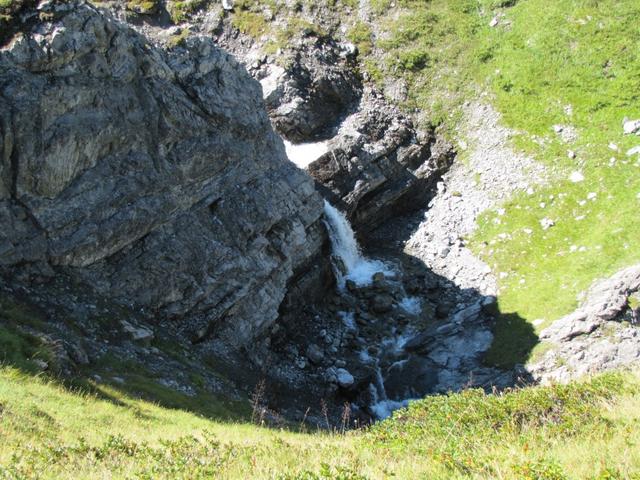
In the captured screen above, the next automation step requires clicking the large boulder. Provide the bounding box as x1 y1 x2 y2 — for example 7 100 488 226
263 38 361 143
529 264 640 384
0 2 325 346
307 87 455 234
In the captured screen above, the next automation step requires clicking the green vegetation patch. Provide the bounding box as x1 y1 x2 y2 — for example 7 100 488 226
0 368 638 478
470 0 640 327
125 0 160 14
168 0 208 24
365 372 638 477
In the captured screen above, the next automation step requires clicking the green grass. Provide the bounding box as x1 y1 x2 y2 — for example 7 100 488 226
167 0 208 24
125 0 159 14
469 0 640 328
232 9 270 38
0 366 638 478
347 21 374 56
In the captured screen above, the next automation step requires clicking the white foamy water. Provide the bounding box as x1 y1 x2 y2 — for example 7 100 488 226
381 333 411 357
284 140 330 168
370 399 411 420
367 363 414 420
399 296 422 315
338 311 356 331
322 200 392 289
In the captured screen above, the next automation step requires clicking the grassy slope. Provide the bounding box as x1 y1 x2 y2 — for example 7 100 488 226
357 0 640 366
0 366 639 479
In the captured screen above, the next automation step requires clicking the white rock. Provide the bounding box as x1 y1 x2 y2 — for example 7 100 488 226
569 171 584 183
623 118 640 135
587 192 597 200
540 217 555 230
335 368 354 388
489 16 499 27
567 150 576 159
626 146 640 157
222 0 234 10
608 142 619 151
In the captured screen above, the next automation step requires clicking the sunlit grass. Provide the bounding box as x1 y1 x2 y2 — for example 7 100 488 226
0 367 638 478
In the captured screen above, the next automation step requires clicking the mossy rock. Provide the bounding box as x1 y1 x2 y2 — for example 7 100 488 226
167 0 208 24
0 0 42 46
125 0 160 15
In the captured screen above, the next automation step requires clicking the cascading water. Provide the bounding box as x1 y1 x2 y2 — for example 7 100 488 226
322 200 421 420
322 200 392 289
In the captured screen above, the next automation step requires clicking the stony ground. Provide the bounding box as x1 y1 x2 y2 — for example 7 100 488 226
405 99 547 297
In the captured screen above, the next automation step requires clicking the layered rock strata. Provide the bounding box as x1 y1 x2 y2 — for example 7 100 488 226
0 2 325 346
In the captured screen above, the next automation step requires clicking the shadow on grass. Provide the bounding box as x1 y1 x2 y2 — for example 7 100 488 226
483 311 539 370
0 293 252 425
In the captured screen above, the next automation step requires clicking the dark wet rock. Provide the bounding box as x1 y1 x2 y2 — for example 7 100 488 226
481 295 499 316
121 320 154 345
451 302 482 324
306 343 325 365
370 294 394 314
335 368 355 388
436 323 458 336
384 356 439 400
307 88 455 234
435 302 452 319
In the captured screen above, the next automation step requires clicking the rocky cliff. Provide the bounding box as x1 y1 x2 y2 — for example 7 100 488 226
0 1 325 346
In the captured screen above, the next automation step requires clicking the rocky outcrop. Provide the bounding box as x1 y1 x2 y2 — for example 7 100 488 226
0 2 324 346
261 38 361 143
307 87 454 234
528 265 640 383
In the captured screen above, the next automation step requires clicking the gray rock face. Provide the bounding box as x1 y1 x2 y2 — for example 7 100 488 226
540 265 640 343
263 38 361 143
307 87 454 233
0 3 324 346
529 264 640 383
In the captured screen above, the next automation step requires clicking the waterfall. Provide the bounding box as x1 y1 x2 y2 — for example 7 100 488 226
368 361 410 420
323 200 416 420
322 200 391 289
